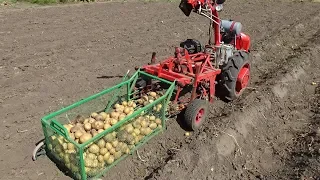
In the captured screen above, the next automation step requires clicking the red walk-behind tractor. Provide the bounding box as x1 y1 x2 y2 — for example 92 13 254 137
137 0 251 131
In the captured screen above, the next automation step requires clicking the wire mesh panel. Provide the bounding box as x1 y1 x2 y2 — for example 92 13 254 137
41 70 175 180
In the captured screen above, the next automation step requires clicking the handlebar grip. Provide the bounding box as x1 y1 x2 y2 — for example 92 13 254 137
216 0 225 4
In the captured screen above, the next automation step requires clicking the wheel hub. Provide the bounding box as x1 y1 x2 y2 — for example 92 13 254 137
195 108 204 124
236 63 250 94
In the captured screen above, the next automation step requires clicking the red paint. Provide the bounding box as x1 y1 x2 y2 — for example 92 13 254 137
195 108 204 124
236 63 250 94
236 33 251 52
140 0 251 107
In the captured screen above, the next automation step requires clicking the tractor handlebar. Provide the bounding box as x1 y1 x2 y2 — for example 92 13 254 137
179 0 225 17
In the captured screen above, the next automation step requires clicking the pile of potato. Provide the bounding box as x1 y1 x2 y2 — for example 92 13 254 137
82 113 162 175
47 91 164 177
135 91 163 112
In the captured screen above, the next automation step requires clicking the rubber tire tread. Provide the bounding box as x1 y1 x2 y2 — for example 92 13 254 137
219 50 249 101
184 99 208 131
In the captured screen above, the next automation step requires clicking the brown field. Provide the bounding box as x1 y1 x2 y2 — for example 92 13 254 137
1 0 320 179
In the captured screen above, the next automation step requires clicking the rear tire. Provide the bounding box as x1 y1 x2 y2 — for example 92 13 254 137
184 99 208 131
218 50 251 101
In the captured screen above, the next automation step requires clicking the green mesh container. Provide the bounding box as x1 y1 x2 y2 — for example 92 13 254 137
40 70 175 180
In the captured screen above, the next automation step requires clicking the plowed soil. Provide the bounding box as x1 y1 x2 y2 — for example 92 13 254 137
1 0 320 180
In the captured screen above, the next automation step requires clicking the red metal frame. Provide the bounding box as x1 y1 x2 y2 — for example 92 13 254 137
140 0 250 107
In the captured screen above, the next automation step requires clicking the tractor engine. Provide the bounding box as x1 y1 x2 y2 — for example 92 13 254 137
220 20 242 44
220 19 251 52
180 39 203 54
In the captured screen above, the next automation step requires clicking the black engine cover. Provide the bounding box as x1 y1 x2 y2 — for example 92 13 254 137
180 39 203 54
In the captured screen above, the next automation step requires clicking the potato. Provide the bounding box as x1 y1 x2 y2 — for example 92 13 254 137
117 130 128 142
63 124 73 133
142 95 148 102
91 129 98 137
48 144 53 151
140 128 147 136
87 153 96 160
99 112 108 120
71 163 79 173
97 139 106 148
114 151 122 160
125 148 130 154
91 112 98 119
69 133 75 140
94 121 104 130
143 101 149 106
83 118 90 124
85 158 94 167
123 107 131 115
125 125 134 134
133 128 140 135
115 107 123 113
114 103 121 109
110 112 120 119
128 145 135 150
133 121 141 129
98 129 104 134
118 113 126 121
97 155 104 163
104 134 114 143
109 148 116 155
62 143 68 150
149 92 157 98
137 99 144 105
99 148 108 155
70 125 83 133
111 140 119 148
105 142 113 150
84 123 92 131
110 119 118 126
122 101 128 107
140 120 148 128
88 118 96 124
79 133 92 144
106 155 114 165
149 123 157 130
149 115 156 121
104 123 111 130
120 144 128 153
127 111 134 116
145 128 152 135
95 115 105 122
155 118 161 125
88 144 100 154
103 152 110 162
127 101 134 107
92 159 99 168
67 143 75 151
74 130 83 139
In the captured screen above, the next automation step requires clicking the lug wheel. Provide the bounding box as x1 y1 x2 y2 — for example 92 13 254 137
218 50 251 101
184 99 208 131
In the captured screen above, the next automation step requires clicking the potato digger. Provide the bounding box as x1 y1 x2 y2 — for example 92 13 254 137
32 0 251 179
138 0 251 130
